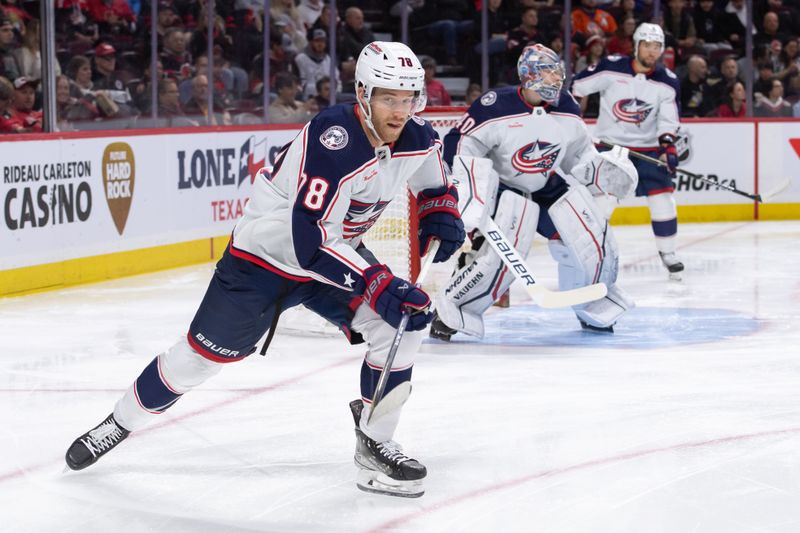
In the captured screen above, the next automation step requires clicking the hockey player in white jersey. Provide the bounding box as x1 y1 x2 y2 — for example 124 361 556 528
430 43 638 341
572 23 684 275
65 41 465 498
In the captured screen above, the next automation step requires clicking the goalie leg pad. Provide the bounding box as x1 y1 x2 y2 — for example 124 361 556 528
547 185 619 290
574 284 635 329
114 337 223 431
647 192 678 254
436 190 540 338
351 303 424 443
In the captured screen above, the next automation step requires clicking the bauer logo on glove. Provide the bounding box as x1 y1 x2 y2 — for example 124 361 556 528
416 185 466 263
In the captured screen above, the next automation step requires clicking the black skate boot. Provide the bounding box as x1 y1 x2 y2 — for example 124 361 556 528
65 413 130 471
579 320 614 334
429 312 457 342
659 251 684 274
349 399 426 498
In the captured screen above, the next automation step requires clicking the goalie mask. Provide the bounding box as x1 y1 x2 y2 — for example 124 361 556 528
517 44 565 103
355 41 426 142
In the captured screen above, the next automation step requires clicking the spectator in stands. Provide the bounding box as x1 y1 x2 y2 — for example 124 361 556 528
14 19 60 82
758 0 800 36
755 12 788 52
754 59 777 99
422 57 451 106
406 0 473 66
66 55 94 94
183 73 231 125
56 1 98 56
574 34 605 74
775 38 800 85
313 75 331 110
707 55 742 109
155 1 183 43
607 0 641 26
606 16 635 56
297 0 323 30
1 77 42 133
188 3 234 62
464 82 481 106
92 42 138 116
681 55 712 117
294 28 336 99
722 0 748 52
0 75 14 132
571 0 618 37
267 71 317 124
717 80 746 117
157 77 196 126
664 0 697 54
160 27 192 81
249 31 291 99
0 15 20 82
339 7 374 64
507 8 541 66
129 58 164 112
471 0 511 85
693 0 733 54
56 73 99 129
338 7 374 93
87 0 136 49
754 77 793 117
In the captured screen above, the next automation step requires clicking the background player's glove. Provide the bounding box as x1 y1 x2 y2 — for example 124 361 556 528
417 185 466 263
355 264 433 331
658 134 679 175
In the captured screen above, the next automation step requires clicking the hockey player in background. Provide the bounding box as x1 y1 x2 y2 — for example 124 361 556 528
430 43 639 341
65 41 465 498
572 23 684 275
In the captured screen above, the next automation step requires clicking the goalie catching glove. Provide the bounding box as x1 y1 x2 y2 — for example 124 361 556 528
572 145 638 199
355 264 433 331
417 185 466 263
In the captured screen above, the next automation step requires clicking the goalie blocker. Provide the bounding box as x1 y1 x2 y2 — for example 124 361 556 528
434 155 634 339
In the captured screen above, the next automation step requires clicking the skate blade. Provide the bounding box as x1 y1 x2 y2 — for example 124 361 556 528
668 272 683 282
356 469 424 498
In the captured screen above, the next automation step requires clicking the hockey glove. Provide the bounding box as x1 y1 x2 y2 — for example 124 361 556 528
658 134 679 175
355 264 433 331
417 185 466 263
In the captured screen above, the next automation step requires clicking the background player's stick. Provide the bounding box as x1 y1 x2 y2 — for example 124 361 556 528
479 217 608 308
596 140 790 203
367 240 439 424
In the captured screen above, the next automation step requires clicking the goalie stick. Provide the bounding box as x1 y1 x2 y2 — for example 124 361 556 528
367 240 439 423
596 140 790 203
479 216 608 308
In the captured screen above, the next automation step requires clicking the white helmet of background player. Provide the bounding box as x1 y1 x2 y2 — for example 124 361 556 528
517 44 565 103
633 23 665 61
355 41 426 140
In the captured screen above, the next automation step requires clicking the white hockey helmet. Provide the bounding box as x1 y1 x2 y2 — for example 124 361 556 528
633 23 665 60
517 43 565 103
355 41 426 113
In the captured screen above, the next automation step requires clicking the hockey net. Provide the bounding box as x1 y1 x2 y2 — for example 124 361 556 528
277 109 462 337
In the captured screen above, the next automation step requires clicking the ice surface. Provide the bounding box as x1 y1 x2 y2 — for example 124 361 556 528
2 221 800 532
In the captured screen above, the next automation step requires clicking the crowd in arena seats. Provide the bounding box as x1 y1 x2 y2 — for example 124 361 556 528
1 0 800 133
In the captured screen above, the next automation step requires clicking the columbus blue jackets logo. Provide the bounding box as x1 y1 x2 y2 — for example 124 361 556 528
511 140 561 174
343 199 390 238
612 98 654 124
320 125 349 150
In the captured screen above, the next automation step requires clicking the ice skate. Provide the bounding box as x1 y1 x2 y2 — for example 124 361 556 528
65 413 130 471
659 251 684 273
429 313 457 342
349 400 426 498
579 320 614 333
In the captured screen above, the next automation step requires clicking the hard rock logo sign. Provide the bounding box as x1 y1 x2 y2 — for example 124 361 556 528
102 142 135 235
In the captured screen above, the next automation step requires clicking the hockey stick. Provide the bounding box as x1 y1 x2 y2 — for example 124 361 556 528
367 240 440 424
480 217 608 308
596 140 790 203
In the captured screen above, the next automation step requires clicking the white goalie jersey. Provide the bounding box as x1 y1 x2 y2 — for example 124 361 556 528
442 86 598 193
